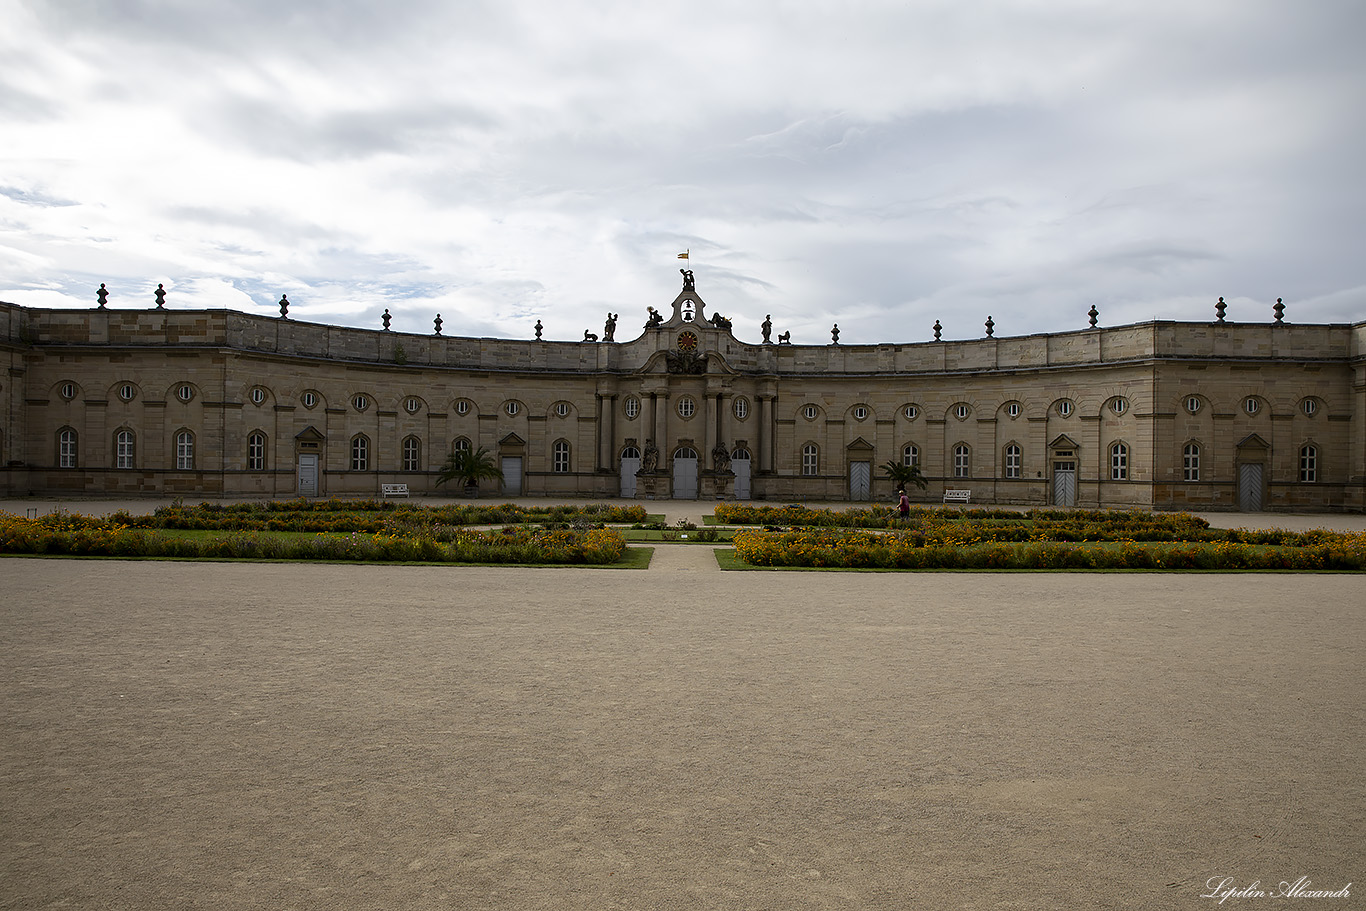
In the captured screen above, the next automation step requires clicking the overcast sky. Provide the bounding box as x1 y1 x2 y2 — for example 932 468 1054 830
3 0 1362 345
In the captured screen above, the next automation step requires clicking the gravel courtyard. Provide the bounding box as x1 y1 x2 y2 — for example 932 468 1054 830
1 501 1362 909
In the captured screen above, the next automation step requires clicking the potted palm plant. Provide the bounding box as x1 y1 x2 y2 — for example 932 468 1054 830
880 459 928 493
435 446 504 498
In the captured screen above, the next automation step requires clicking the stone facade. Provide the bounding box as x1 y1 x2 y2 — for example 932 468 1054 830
1 287 1363 510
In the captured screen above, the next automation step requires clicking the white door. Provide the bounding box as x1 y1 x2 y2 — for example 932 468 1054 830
297 453 317 496
849 460 871 500
1239 463 1263 511
1053 461 1076 507
673 449 698 499
620 447 640 498
731 448 751 499
501 456 522 496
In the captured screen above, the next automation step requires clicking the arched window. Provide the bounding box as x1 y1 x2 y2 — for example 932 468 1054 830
1183 442 1200 481
1110 442 1129 480
553 440 571 473
175 430 195 470
452 437 471 456
802 443 818 476
953 444 971 478
115 430 135 469
621 445 641 460
57 428 77 468
247 432 266 471
1004 443 1021 479
1299 444 1317 483
402 436 422 472
731 447 751 461
351 435 370 471
902 444 919 468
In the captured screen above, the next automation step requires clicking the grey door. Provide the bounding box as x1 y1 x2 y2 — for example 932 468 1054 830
297 453 318 496
1053 461 1076 507
501 456 522 496
1239 463 1263 511
620 447 640 498
731 448 751 499
673 449 698 499
849 460 871 500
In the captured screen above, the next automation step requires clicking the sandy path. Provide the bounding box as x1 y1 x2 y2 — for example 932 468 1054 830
2 556 1362 910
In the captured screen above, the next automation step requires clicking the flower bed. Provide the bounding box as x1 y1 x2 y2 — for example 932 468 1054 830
730 527 1366 571
0 513 627 565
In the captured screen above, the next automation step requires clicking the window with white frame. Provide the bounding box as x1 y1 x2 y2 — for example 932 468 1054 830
802 443 818 475
353 394 369 411
1299 444 1317 482
455 399 470 415
803 404 818 420
1111 398 1127 415
119 384 136 402
176 431 194 470
58 429 77 467
1185 396 1201 414
60 382 76 400
904 405 919 420
903 444 919 467
178 384 194 402
1007 402 1020 418
1057 400 1073 417
555 402 570 417
1302 398 1317 416
351 435 369 471
1004 443 1021 479
301 391 318 408
116 430 135 469
506 401 520 416
248 432 266 471
452 437 471 456
852 405 868 420
402 437 421 472
953 444 970 478
733 397 748 419
553 440 570 473
625 396 640 419
1110 442 1129 480
677 397 695 418
955 403 970 419
251 387 266 405
405 397 422 414
1183 442 1200 481
1244 397 1260 415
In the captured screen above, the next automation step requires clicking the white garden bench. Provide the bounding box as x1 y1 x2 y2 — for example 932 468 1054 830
942 489 971 505
381 483 410 498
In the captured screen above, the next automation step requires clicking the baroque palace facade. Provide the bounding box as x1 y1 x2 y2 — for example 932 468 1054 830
1 277 1363 510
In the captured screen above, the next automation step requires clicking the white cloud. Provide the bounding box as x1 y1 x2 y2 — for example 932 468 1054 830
1 0 1361 343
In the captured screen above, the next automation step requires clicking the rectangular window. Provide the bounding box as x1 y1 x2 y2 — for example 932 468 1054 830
248 433 265 471
1004 445 1021 479
1299 446 1316 483
1111 444 1128 481
953 445 969 478
117 432 135 469
59 430 77 468
351 437 369 471
1183 444 1200 482
553 441 570 473
402 438 421 472
802 445 818 476
176 432 194 470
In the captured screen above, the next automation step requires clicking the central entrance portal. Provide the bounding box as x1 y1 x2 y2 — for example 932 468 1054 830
673 447 698 499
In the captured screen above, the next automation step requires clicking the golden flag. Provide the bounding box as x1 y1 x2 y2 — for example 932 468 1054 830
677 251 689 259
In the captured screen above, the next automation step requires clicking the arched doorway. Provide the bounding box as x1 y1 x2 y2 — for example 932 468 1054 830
620 444 641 498
673 446 698 499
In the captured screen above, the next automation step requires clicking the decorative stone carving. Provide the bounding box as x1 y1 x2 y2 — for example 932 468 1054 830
665 348 707 374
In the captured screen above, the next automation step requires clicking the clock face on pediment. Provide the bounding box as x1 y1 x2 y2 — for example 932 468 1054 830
677 331 698 352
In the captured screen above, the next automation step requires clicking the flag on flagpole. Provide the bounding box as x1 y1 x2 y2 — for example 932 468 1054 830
677 251 689 259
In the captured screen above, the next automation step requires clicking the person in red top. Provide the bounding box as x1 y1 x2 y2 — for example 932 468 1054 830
897 488 910 520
